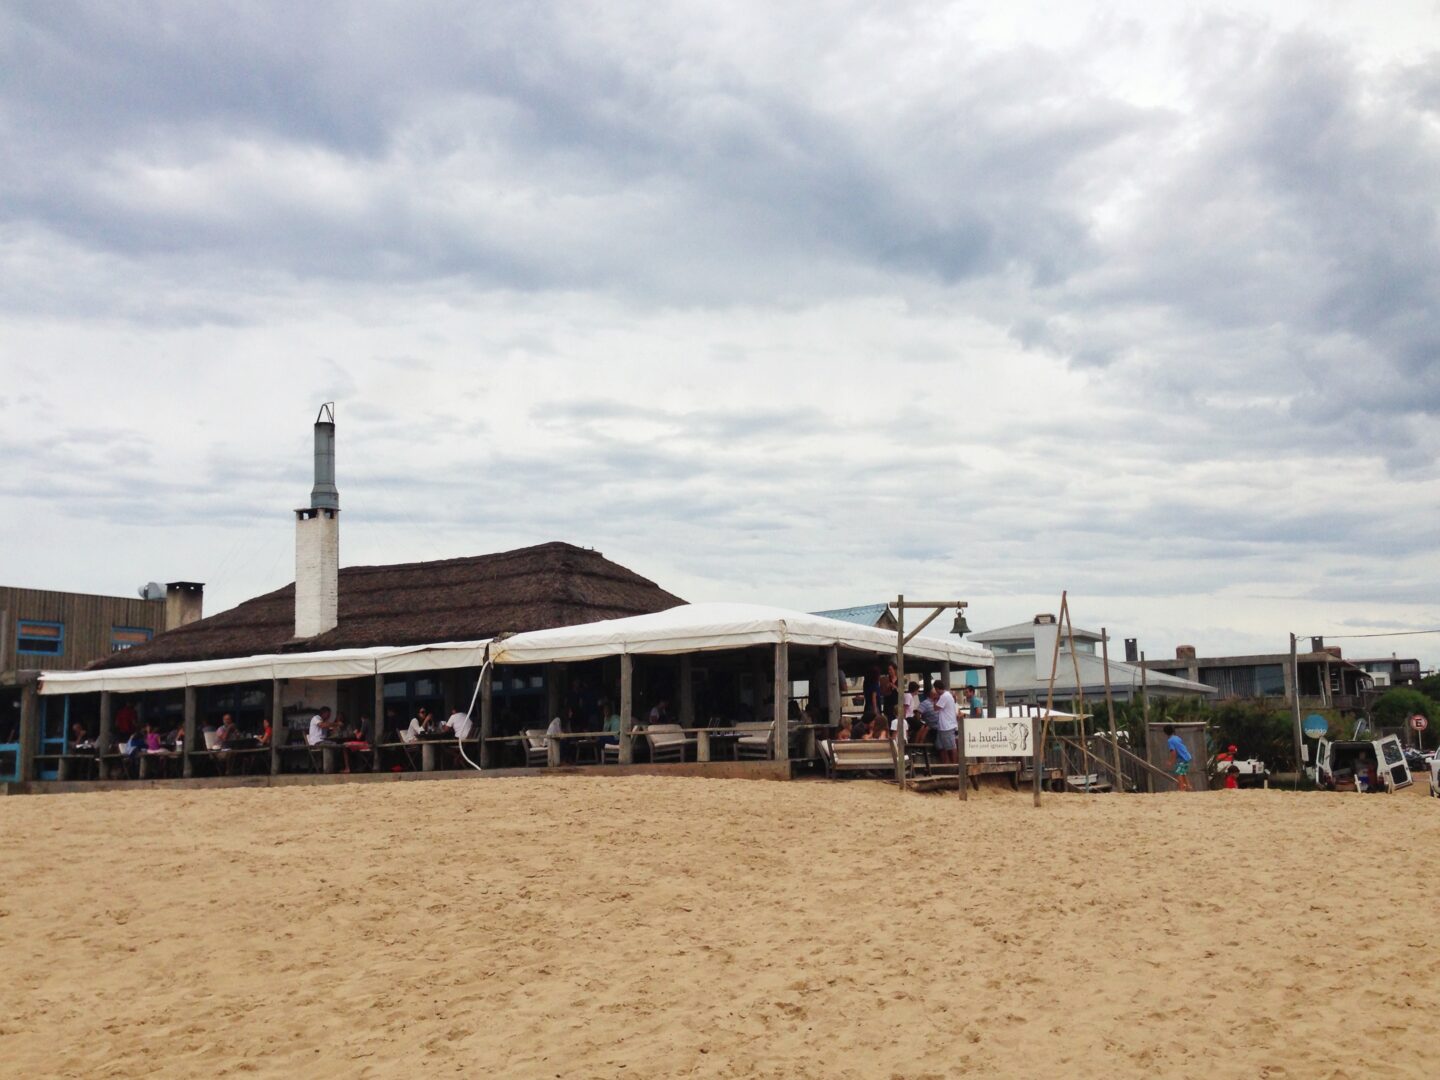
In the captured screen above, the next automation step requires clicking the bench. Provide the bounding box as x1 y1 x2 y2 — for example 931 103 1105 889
820 739 900 779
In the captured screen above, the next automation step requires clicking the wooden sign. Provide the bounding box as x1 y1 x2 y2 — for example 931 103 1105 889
963 716 1032 757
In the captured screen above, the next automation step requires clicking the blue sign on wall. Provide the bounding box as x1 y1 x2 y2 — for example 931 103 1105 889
1303 713 1328 740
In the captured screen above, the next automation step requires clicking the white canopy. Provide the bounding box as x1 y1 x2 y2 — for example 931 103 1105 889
38 640 491 696
490 602 993 667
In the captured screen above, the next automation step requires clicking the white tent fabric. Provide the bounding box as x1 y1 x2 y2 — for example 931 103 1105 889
37 641 491 696
490 602 993 667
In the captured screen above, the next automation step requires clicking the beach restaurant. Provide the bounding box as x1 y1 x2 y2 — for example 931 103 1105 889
24 597 992 789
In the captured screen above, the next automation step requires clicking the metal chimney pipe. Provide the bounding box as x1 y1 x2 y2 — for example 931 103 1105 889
310 402 339 510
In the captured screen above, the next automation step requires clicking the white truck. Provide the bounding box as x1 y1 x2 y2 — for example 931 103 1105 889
1315 735 1412 792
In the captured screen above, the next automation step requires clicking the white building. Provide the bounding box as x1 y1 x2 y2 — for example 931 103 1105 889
969 615 1213 704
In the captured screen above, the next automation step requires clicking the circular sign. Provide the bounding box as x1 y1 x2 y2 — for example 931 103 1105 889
1412 714 1429 731
1302 714 1328 739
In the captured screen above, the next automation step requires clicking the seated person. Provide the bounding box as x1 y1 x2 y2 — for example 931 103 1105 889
215 713 240 746
143 723 165 753
832 722 851 742
307 707 334 746
867 715 890 740
443 708 474 741
599 700 621 747
851 714 873 741
259 719 273 748
648 699 670 725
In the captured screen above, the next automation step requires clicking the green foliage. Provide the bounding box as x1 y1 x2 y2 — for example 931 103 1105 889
1373 687 1434 728
1415 673 1440 702
1207 701 1299 770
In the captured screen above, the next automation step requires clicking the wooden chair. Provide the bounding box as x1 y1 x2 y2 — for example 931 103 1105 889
643 723 695 763
524 730 551 767
736 720 776 760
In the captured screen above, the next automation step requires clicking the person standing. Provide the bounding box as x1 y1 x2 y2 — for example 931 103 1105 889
1164 725 1192 791
932 681 959 766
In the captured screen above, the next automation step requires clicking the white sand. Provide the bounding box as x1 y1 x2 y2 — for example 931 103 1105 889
1 776 1435 1078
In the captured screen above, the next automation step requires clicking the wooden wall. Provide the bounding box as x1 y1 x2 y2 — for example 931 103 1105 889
1 587 168 679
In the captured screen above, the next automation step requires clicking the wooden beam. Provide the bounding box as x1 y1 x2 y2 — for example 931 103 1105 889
16 680 39 783
826 645 842 730
1100 628 1122 789
772 642 789 761
97 690 113 760
619 654 634 765
546 663 561 724
478 666 493 769
181 685 198 779
895 595 907 787
272 678 285 776
902 605 945 645
679 655 694 728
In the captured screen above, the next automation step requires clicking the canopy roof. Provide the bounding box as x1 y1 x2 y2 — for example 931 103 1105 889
40 603 992 696
491 602 993 667
39 640 489 695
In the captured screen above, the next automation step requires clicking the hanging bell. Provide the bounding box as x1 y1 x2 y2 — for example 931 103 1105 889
951 609 971 636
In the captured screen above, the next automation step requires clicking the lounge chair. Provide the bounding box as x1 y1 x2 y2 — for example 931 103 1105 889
643 723 695 763
735 720 776 760
823 738 900 779
524 729 551 767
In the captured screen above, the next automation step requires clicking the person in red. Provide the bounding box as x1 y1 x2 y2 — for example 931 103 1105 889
1224 765 1241 789
113 701 139 738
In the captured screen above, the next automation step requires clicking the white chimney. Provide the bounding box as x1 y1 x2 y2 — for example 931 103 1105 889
294 403 339 639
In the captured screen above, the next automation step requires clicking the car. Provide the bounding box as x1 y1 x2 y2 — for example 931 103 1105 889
1404 746 1428 772
1315 735 1412 792
1430 754 1440 798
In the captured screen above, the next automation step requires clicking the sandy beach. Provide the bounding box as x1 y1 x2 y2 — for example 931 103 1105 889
1 775 1435 1078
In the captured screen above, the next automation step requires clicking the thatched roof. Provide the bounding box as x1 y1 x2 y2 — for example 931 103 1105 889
94 542 685 669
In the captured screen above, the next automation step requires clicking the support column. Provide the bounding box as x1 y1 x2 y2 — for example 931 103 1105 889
17 678 40 783
619 654 635 764
372 674 385 771
479 666 493 769
773 642 789 762
826 645 842 731
97 690 114 757
982 667 996 718
546 663 562 723
271 678 285 775
181 686 198 779
679 656 694 729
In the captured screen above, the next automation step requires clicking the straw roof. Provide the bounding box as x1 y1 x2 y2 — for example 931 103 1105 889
94 542 685 670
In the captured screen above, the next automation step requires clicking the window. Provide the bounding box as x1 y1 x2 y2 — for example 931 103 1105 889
17 620 64 656
111 626 153 652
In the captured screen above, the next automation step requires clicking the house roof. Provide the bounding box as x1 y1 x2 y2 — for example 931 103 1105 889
969 619 1105 644
92 541 685 670
997 652 1213 697
810 604 894 627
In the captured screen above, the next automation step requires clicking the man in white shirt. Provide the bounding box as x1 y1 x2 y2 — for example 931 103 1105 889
932 683 959 765
307 707 333 746
444 708 474 741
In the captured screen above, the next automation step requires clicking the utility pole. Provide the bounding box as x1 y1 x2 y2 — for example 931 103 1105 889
1290 633 1304 784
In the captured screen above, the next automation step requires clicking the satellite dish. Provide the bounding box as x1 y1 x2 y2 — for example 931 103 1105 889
138 582 165 601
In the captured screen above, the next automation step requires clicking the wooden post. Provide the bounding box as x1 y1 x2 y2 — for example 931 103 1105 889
826 645 842 730
1032 715 1043 807
1140 652 1153 793
1064 608 1095 790
546 663 561 724
479 665 493 769
1289 633 1304 785
958 712 968 802
1100 629 1122 790
372 673 385 772
894 595 906 787
97 690 113 760
679 655 694 729
619 654 634 764
17 680 40 783
982 666 996 718
773 642 789 762
181 686 198 779
271 678 285 775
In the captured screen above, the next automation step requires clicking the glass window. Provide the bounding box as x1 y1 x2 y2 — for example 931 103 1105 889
17 620 64 656
111 626 153 652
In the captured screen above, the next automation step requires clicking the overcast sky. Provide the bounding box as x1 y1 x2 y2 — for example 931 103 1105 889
1 1 1437 668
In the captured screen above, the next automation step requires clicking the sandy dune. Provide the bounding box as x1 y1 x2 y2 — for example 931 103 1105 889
1 775 1435 1078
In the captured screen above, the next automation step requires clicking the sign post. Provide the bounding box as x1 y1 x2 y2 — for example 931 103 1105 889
1412 714 1428 751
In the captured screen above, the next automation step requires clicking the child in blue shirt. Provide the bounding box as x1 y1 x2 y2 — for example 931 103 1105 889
1164 725 1193 791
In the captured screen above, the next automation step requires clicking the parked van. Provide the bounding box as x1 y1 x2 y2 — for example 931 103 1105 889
1316 735 1412 792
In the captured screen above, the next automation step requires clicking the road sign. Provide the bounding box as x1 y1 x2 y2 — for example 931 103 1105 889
1412 714 1429 731
1303 714 1328 740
